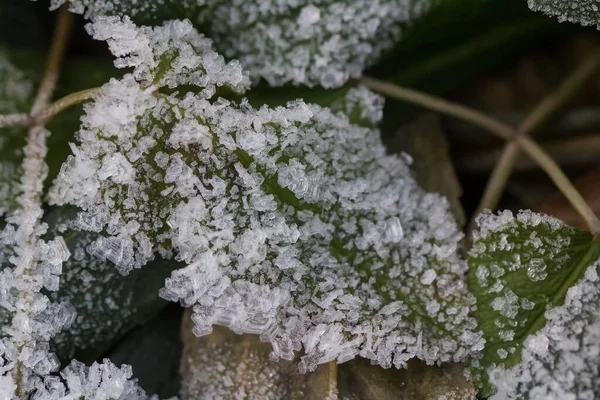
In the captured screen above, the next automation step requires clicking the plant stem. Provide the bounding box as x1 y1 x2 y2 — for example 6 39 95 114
472 55 600 231
35 87 102 123
0 87 102 129
517 136 600 234
0 113 30 129
361 75 600 235
12 6 72 397
359 76 514 140
466 141 519 235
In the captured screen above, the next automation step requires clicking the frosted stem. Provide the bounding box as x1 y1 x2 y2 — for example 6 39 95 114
11 6 72 397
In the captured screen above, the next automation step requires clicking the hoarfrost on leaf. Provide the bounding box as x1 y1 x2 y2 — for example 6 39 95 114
468 209 600 397
49 17 482 372
203 0 435 88
528 0 600 27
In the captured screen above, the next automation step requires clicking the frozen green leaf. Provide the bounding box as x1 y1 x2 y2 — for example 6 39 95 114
528 0 600 27
49 17 481 372
468 210 600 397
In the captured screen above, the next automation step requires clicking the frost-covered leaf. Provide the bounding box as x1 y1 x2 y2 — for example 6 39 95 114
528 0 600 27
0 47 36 216
0 206 178 363
338 358 476 400
51 0 205 24
49 17 481 372
180 309 338 399
85 16 250 91
468 210 600 397
203 0 437 88
45 208 179 362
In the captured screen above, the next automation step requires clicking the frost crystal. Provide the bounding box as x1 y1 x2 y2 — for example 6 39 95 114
205 0 434 88
528 0 600 26
50 18 481 371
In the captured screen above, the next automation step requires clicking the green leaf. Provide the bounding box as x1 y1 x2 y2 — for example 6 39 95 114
467 210 600 396
528 0 600 27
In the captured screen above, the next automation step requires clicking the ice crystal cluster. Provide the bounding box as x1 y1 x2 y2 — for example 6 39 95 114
528 0 600 26
49 0 434 88
48 16 482 372
468 210 600 399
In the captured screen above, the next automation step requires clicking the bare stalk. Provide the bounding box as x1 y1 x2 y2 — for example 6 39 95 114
361 74 600 235
472 55 600 229
359 76 514 140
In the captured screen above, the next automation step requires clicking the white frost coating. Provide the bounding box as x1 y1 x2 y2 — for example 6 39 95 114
205 0 434 88
86 16 250 92
49 18 482 372
489 261 600 400
528 0 600 26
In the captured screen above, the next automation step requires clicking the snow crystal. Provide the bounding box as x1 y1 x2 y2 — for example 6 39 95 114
49 18 481 372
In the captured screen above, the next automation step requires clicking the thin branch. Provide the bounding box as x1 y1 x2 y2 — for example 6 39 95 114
30 6 73 114
35 87 103 123
519 55 600 135
361 74 600 235
517 136 600 234
0 113 30 129
471 55 600 230
466 141 520 236
456 134 600 173
0 87 102 129
359 76 514 140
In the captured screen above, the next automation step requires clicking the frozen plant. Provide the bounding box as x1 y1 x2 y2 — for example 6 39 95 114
48 16 483 373
0 20 150 400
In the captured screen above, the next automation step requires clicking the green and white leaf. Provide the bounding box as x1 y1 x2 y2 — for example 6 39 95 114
49 17 482 372
528 0 600 27
468 210 600 398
